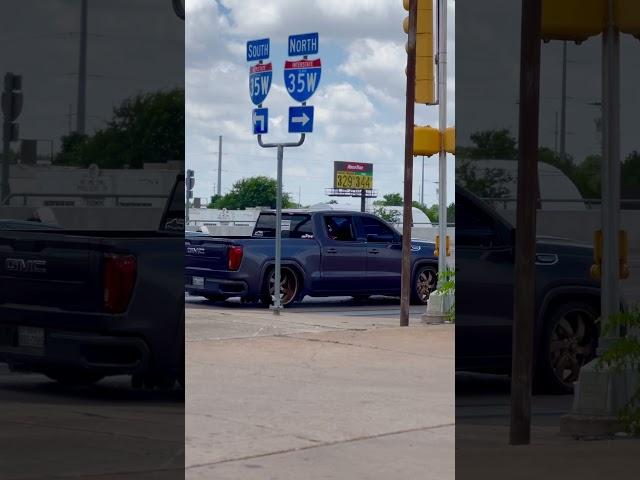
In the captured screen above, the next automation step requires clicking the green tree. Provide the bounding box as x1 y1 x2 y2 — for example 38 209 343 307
373 206 401 223
212 176 295 210
374 193 403 206
56 89 184 168
622 151 640 193
207 194 222 208
458 129 518 160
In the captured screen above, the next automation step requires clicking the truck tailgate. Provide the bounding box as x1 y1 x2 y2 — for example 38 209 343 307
185 236 230 272
0 233 102 312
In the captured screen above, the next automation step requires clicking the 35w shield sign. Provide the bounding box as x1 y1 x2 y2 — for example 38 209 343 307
249 63 272 106
284 59 321 103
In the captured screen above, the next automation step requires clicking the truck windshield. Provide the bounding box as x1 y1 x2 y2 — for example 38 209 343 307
253 213 314 239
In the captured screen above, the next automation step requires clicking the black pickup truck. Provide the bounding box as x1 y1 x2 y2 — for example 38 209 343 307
456 186 601 392
0 175 185 388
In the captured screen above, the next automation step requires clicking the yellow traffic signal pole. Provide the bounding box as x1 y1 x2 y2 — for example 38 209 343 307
436 0 448 286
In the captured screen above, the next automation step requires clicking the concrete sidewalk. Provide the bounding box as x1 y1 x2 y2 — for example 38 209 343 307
185 307 454 479
456 423 639 480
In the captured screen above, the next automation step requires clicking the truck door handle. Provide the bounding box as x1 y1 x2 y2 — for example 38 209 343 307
368 249 380 254
326 248 337 254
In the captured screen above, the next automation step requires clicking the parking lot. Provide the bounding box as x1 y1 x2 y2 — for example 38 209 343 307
185 294 454 479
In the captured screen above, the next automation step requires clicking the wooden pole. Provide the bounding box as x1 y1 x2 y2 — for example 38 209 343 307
510 0 541 446
400 0 418 327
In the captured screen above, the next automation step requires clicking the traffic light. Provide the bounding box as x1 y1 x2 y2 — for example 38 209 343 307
2 73 23 142
413 125 439 156
186 169 195 199
412 125 455 156
541 0 605 43
542 0 640 43
590 229 630 280
434 234 451 257
444 126 455 154
615 0 640 39
403 0 435 104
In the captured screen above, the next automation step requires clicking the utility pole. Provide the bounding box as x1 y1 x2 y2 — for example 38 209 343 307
510 0 541 446
2 73 23 203
217 135 222 197
76 0 88 135
560 41 567 160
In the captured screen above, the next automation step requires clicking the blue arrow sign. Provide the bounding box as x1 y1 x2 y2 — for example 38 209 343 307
249 62 272 105
288 33 319 56
284 58 322 103
246 38 270 62
253 108 268 134
288 106 314 133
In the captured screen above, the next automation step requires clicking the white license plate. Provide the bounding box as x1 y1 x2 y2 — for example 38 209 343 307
192 276 204 287
18 326 45 348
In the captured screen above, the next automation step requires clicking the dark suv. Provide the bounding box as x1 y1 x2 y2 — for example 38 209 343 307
455 186 600 392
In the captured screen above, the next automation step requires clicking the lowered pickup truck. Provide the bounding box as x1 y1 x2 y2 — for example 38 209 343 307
185 210 439 306
0 175 185 388
456 186 601 392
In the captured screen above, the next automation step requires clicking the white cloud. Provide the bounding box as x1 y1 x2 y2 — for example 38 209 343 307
186 0 455 206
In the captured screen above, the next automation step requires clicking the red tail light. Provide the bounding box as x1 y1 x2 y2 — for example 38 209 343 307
228 245 243 271
104 254 137 313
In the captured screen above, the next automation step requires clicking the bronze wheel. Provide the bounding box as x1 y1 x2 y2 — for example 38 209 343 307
262 267 299 306
412 266 437 305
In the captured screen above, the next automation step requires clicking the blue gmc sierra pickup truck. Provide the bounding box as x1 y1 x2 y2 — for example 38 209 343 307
0 175 185 388
185 210 440 306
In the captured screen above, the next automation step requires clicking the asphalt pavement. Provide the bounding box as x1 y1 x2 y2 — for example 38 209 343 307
0 371 184 479
185 296 454 480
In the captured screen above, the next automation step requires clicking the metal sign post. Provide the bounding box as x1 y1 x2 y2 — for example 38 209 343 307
247 33 319 314
257 135 305 314
436 0 448 284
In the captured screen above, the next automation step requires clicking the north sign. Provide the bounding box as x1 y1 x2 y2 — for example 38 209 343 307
288 32 319 56
284 59 321 103
249 62 273 106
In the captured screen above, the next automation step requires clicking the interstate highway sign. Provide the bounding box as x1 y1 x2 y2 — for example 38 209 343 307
249 62 272 105
284 58 322 103
288 106 314 133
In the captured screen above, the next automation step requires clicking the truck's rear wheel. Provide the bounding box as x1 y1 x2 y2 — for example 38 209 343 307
261 267 299 307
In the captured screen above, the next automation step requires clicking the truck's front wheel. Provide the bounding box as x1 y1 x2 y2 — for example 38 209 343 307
411 265 437 305
261 267 300 307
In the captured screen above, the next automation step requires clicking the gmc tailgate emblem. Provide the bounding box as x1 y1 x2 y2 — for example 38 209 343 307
186 247 205 255
5 258 47 273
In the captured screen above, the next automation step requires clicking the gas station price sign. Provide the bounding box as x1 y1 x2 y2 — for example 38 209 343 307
333 162 373 190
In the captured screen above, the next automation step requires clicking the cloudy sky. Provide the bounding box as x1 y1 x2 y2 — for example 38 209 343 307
186 0 455 208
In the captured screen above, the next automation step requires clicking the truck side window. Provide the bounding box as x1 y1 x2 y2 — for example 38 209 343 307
324 216 355 241
362 216 396 242
456 195 501 247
